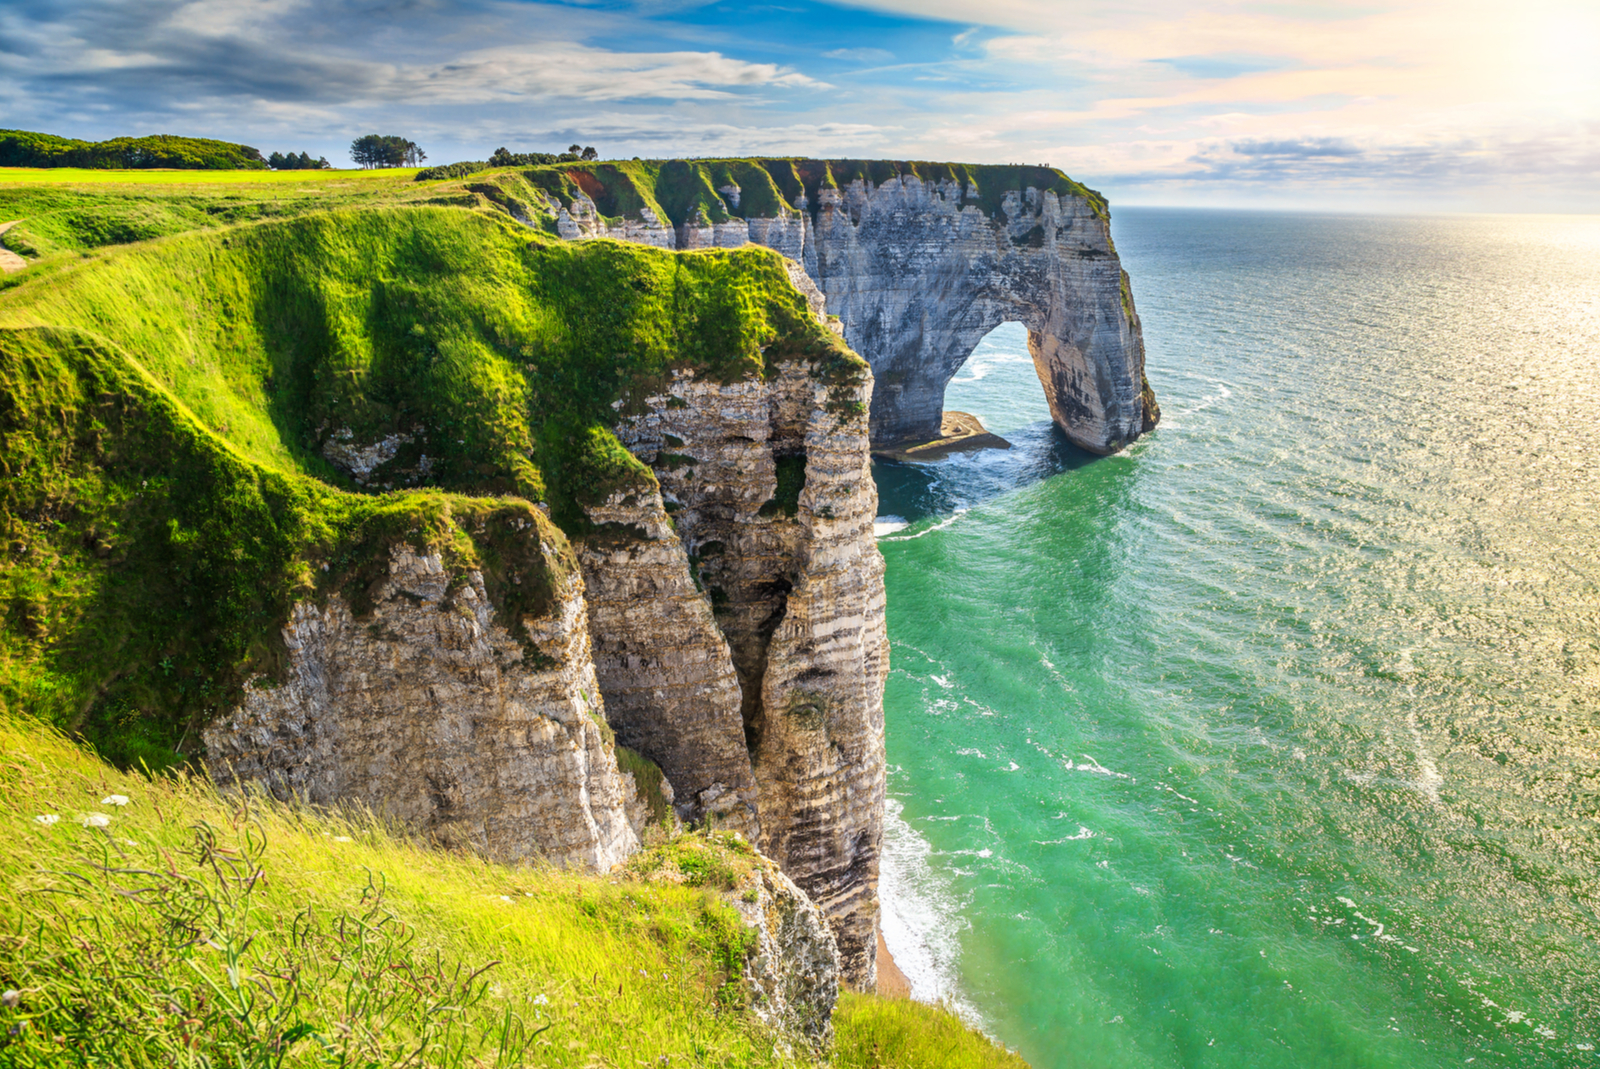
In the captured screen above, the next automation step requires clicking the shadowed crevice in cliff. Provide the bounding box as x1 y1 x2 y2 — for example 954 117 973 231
726 574 792 760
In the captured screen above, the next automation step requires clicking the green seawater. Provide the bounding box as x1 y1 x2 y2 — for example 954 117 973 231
872 209 1600 1068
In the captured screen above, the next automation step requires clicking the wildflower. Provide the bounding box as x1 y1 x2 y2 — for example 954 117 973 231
34 815 59 826
2 990 19 1008
80 813 111 828
532 994 549 1006
332 836 352 843
100 795 130 807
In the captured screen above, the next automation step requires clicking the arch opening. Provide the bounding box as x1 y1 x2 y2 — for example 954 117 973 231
940 322 1054 438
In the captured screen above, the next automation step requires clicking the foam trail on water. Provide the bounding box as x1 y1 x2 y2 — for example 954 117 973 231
879 509 968 542
878 797 986 1027
874 515 910 537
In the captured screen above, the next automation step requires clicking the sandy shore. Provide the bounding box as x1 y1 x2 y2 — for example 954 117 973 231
875 928 912 998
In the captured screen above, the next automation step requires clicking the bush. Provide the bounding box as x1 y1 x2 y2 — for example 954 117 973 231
415 160 490 181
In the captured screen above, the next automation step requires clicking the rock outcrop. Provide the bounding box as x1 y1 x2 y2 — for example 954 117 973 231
795 178 1155 452
583 358 889 986
734 848 842 1050
540 159 1157 454
204 543 640 872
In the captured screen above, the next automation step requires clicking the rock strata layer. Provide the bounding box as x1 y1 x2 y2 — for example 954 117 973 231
585 358 889 986
204 544 640 871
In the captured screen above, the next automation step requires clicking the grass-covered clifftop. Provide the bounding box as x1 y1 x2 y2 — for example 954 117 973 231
0 200 860 770
429 156 1107 228
0 156 1107 266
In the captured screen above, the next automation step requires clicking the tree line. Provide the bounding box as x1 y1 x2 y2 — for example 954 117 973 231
268 151 330 170
0 129 267 170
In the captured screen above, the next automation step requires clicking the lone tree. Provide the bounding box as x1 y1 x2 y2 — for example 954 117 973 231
350 135 425 168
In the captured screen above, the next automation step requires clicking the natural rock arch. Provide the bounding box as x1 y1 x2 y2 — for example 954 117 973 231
545 161 1158 454
786 176 1158 453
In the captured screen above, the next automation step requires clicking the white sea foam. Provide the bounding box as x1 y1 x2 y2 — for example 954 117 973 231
1034 825 1095 845
1072 754 1134 780
878 797 987 1027
873 515 910 537
1405 708 1444 805
1158 378 1234 431
879 509 968 541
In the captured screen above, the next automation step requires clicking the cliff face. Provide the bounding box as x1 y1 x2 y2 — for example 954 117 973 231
204 543 640 871
580 358 888 984
532 159 1157 454
798 178 1154 452
204 354 888 984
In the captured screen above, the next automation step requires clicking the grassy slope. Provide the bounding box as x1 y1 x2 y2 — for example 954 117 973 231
0 205 859 768
0 168 416 184
0 156 1106 266
507 158 1107 225
0 720 1024 1067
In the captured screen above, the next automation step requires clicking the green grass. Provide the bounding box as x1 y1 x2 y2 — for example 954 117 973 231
0 719 1025 1067
0 168 417 185
832 994 1029 1069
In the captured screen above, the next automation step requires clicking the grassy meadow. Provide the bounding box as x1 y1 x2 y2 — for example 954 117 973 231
0 167 419 186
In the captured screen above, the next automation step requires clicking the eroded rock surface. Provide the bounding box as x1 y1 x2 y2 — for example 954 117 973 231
798 176 1156 452
589 358 889 986
204 544 639 871
734 848 842 1051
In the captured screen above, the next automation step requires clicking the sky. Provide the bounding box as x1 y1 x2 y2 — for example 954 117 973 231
1 0 1596 211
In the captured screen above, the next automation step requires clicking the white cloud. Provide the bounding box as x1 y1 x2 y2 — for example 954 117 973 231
823 47 895 62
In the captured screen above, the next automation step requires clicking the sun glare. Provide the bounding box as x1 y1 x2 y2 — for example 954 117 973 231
1517 4 1600 97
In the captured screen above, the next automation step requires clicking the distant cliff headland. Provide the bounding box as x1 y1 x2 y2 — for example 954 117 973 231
0 154 1151 1064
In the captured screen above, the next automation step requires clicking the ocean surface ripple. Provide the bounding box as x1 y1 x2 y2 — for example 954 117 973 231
872 209 1600 1068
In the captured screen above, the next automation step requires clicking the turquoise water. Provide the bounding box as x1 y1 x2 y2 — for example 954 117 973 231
872 209 1600 1068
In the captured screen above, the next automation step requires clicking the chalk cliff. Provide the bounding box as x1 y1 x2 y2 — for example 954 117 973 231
529 159 1158 453
204 539 641 872
590 358 888 983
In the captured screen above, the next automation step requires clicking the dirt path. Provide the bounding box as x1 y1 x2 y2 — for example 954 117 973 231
0 221 28 273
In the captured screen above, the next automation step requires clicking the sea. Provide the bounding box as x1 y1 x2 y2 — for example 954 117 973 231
871 208 1600 1068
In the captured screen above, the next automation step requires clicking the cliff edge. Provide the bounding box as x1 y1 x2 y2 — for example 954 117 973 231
470 158 1158 454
